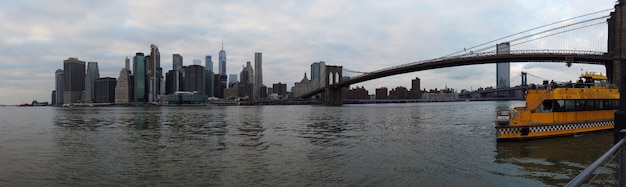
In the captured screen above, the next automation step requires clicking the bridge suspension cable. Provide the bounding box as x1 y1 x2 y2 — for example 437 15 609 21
467 16 609 54
444 8 614 57
343 68 370 74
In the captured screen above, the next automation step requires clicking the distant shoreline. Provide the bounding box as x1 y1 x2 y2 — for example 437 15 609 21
2 97 522 107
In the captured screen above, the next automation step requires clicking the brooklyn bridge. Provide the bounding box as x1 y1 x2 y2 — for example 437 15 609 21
299 2 626 106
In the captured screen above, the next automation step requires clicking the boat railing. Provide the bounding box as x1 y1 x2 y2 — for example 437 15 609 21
566 129 626 186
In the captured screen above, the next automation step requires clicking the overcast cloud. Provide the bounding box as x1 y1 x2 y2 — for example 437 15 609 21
0 0 615 104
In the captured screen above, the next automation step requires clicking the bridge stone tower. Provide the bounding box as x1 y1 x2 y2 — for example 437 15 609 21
612 0 626 144
608 1 626 87
324 65 343 106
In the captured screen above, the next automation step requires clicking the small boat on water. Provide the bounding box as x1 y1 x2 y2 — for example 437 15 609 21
495 73 619 141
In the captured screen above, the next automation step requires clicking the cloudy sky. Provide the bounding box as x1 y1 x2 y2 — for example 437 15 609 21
0 0 616 104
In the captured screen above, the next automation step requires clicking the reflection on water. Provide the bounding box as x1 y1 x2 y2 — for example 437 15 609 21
0 102 616 186
496 131 614 186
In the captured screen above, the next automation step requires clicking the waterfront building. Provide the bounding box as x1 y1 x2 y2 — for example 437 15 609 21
347 86 369 100
389 86 409 99
205 55 214 97
224 85 239 99
375 87 388 100
253 52 263 101
219 42 226 76
133 52 147 102
115 57 132 103
55 69 64 106
183 65 206 95
166 91 208 105
291 72 311 98
85 62 99 103
496 42 510 89
51 90 56 106
95 77 117 103
148 44 161 102
63 57 85 104
272 82 287 96
411 77 422 99
422 88 458 100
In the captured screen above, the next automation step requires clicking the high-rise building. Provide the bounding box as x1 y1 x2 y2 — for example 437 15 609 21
240 62 254 98
165 70 178 95
253 52 263 101
205 55 214 97
219 42 227 76
115 57 132 103
411 77 422 99
229 74 238 85
133 52 147 102
311 61 326 89
95 77 117 103
193 59 201 65
496 42 510 89
85 62 100 103
173 54 183 71
148 44 161 102
55 69 64 106
173 54 183 91
51 90 56 106
183 65 206 95
63 57 85 104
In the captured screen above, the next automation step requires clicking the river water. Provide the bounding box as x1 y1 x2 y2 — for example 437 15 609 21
0 101 614 186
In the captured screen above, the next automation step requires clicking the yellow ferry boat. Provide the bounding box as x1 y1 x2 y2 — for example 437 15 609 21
495 73 619 141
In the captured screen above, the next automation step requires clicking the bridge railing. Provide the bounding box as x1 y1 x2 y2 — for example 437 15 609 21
348 50 607 80
566 129 626 186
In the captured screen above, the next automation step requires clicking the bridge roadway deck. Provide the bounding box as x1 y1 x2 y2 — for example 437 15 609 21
300 50 612 99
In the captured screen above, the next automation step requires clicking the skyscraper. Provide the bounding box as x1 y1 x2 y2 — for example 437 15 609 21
184 65 206 95
311 61 327 89
173 54 183 71
240 61 254 98
496 42 510 89
173 54 183 91
115 57 132 103
148 44 161 102
63 57 85 104
55 69 64 106
133 52 147 102
219 42 227 76
205 55 214 97
229 74 238 85
253 52 263 101
95 77 117 103
85 62 99 103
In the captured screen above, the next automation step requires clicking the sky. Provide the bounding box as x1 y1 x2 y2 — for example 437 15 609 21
0 0 617 105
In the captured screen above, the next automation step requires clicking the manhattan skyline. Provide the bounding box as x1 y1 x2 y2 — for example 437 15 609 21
0 0 613 104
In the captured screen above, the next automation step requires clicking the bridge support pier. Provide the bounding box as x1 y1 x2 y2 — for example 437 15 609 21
324 66 343 106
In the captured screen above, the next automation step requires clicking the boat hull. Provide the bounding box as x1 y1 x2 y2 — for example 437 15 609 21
496 120 613 140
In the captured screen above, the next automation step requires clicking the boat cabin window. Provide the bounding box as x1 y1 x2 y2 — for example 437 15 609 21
594 79 608 86
533 99 619 113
